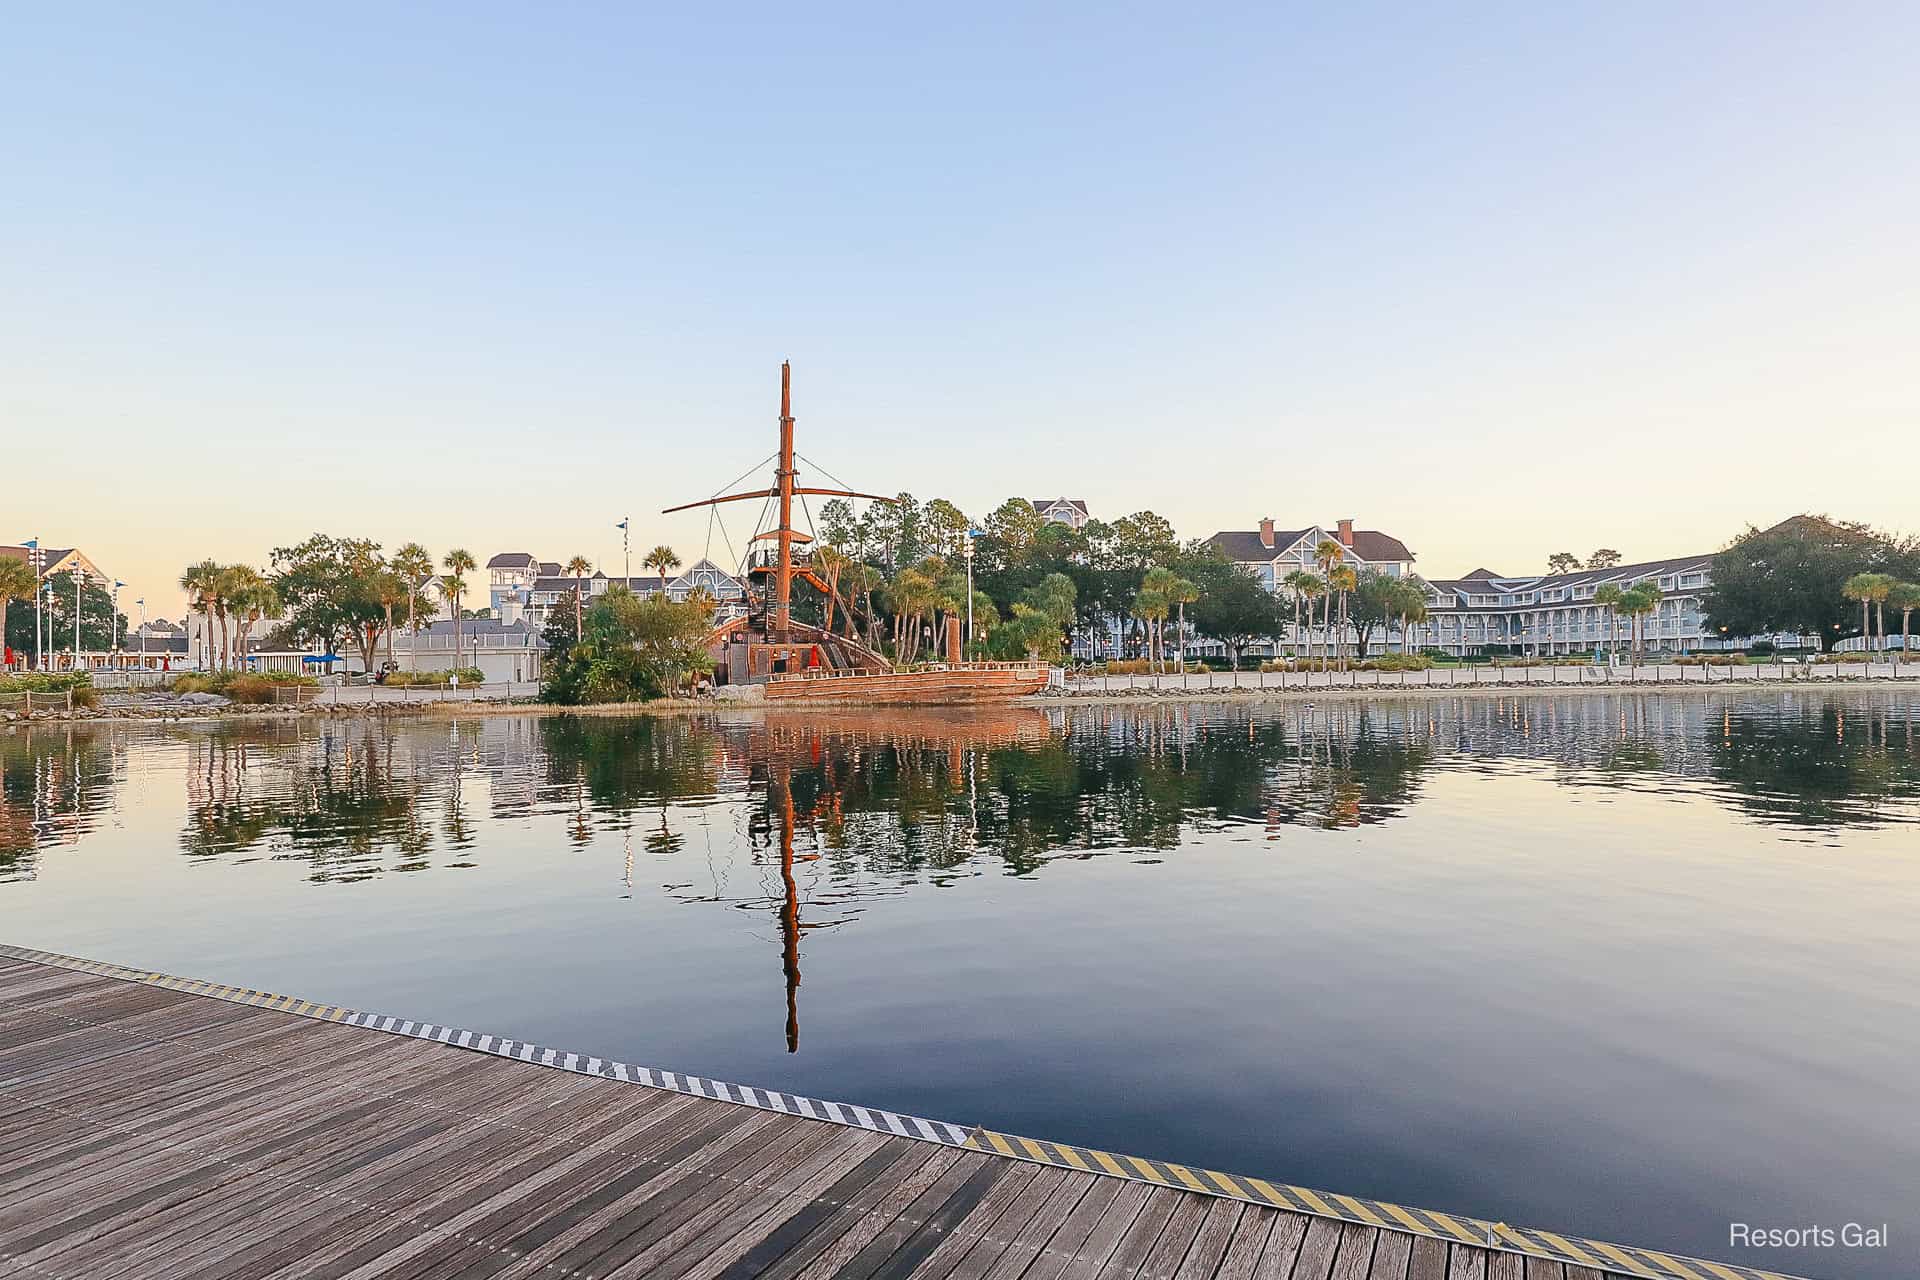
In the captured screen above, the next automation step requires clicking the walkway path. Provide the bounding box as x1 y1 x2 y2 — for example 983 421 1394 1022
0 948 1797 1280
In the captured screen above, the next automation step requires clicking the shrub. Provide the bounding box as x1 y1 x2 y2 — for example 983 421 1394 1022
222 675 280 703
1357 653 1433 671
385 667 485 687
0 672 92 694
168 670 316 697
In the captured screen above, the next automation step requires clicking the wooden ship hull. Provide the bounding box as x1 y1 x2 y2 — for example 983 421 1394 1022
672 363 1050 706
764 662 1049 703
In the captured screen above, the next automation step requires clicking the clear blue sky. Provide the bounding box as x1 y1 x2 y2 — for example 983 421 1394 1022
5 3 1916 610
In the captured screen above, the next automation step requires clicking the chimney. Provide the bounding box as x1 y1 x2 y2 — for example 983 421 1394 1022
1337 518 1355 549
1259 517 1275 549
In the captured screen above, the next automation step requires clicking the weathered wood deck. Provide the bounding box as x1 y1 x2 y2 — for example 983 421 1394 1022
0 953 1647 1280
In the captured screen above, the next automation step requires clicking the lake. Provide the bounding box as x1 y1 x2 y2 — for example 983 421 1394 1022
4 690 1916 1278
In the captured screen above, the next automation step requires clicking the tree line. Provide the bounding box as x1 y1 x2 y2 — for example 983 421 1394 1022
805 495 1440 669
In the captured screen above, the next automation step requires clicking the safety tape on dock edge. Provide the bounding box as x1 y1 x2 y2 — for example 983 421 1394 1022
962 1128 1807 1280
0 943 1810 1280
0 943 973 1147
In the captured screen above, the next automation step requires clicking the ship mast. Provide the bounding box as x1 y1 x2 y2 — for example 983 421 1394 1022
774 362 796 643
662 362 895 646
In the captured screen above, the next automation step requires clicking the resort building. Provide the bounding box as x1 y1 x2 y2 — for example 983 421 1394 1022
1028 498 1091 531
1208 518 1417 589
519 559 748 630
382 618 545 683
1417 556 1810 657
486 552 542 617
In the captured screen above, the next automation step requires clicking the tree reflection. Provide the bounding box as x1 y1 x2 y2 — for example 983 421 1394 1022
1710 701 1920 825
0 726 119 881
4 692 1916 891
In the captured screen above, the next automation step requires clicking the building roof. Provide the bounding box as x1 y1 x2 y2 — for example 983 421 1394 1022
412 618 538 637
538 561 562 577
1028 498 1089 514
1348 531 1414 562
1209 525 1414 565
1426 553 1715 607
1209 529 1311 562
486 552 539 569
1 546 78 575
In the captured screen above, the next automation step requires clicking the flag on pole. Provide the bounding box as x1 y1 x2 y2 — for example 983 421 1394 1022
616 519 629 531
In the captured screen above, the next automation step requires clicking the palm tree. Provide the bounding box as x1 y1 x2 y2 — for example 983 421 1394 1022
1313 540 1344 668
1140 567 1181 672
1842 573 1892 653
1392 578 1428 655
1132 583 1168 673
1168 577 1199 672
888 566 936 661
1296 575 1326 669
393 543 433 673
443 548 476 670
179 560 223 669
226 568 279 668
1281 570 1318 662
1867 573 1895 653
1328 563 1358 670
0 557 36 667
565 555 593 638
1619 584 1662 658
371 569 408 670
1592 583 1624 661
1888 582 1920 665
643 545 681 598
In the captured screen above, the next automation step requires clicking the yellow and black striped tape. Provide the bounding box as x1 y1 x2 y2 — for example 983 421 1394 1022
962 1129 1806 1280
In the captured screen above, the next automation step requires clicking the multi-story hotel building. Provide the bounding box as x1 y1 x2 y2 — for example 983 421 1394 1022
1418 555 1807 657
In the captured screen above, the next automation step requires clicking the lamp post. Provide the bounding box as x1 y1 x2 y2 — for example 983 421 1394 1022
137 598 147 668
25 537 41 670
963 528 980 657
74 567 85 671
112 581 124 666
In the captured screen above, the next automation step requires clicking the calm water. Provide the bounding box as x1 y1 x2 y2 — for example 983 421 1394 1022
5 692 1917 1278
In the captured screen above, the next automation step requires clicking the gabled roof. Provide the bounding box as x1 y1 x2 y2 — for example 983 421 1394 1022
1209 525 1414 565
1349 531 1414 563
538 561 562 577
486 552 539 570
1208 529 1311 562
1028 497 1089 514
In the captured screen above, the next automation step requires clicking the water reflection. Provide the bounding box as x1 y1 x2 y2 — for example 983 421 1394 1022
5 692 1919 1277
0 725 121 879
4 692 1918 889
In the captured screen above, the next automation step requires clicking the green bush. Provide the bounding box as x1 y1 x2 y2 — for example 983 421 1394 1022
169 670 316 697
0 672 91 693
1358 653 1433 671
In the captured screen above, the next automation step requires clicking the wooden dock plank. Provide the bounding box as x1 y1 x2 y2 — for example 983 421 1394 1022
0 955 1663 1280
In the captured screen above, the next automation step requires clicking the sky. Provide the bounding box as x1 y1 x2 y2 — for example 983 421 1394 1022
5 2 1917 614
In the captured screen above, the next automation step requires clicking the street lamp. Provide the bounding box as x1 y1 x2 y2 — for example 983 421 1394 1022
24 537 41 670
74 567 85 671
112 580 124 666
963 527 980 658
137 598 147 668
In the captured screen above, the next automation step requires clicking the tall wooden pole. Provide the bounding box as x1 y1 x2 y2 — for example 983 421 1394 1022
775 361 796 644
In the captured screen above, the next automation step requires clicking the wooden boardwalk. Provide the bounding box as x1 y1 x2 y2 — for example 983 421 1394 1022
0 953 1640 1280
